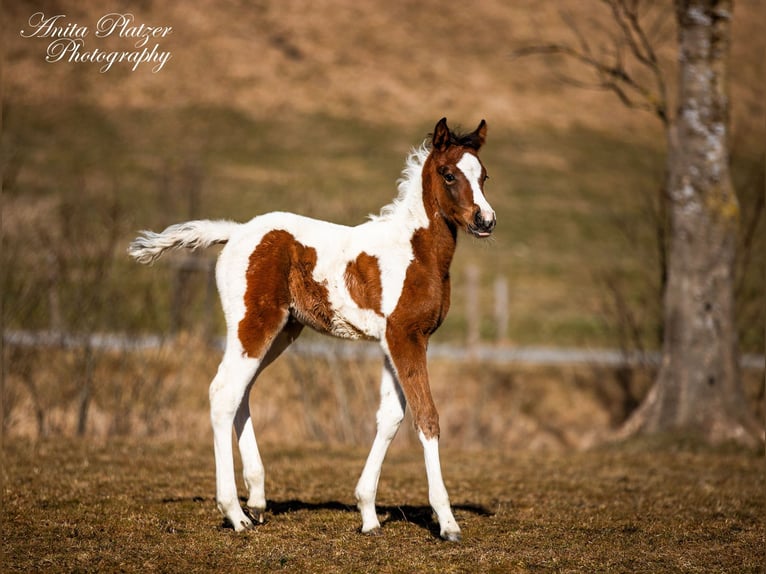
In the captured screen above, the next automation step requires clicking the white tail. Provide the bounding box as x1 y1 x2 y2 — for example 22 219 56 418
128 219 239 264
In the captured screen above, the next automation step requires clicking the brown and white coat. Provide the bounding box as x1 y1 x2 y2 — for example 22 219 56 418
129 118 495 541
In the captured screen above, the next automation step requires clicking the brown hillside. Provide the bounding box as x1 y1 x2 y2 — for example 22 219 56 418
5 0 763 138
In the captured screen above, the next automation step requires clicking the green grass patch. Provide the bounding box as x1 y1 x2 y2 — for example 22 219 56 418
3 104 763 351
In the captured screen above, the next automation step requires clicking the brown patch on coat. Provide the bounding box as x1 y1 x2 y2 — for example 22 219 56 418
385 216 458 440
239 230 334 357
344 252 383 316
382 124 489 439
384 327 438 438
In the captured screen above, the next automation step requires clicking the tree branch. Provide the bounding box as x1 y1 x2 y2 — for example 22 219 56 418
511 1 671 125
605 0 670 123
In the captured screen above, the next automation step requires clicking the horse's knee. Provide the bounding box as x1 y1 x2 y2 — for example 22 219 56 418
413 408 440 440
209 381 228 422
209 360 232 404
209 376 232 413
209 356 259 420
377 405 404 437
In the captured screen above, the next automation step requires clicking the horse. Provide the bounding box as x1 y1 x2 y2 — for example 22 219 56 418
128 117 496 541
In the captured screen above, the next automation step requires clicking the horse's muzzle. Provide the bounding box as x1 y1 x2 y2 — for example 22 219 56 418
470 211 496 237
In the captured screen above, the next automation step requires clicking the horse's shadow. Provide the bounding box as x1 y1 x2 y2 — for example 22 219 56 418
252 498 493 538
164 495 491 538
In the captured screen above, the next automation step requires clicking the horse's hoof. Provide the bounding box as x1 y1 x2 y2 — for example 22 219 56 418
235 515 256 531
362 526 383 537
224 515 254 532
441 530 462 542
246 507 266 524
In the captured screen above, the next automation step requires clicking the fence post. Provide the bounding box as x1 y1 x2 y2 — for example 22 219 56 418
465 265 480 353
170 256 217 339
170 259 187 335
47 253 62 333
494 275 509 345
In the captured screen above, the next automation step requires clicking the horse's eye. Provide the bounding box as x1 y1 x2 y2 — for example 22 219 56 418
483 174 490 182
443 173 456 183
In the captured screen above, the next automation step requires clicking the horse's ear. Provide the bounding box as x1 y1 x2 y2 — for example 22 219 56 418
469 119 487 150
432 117 451 151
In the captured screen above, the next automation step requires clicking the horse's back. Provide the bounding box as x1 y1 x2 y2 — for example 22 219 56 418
221 212 348 263
215 211 404 342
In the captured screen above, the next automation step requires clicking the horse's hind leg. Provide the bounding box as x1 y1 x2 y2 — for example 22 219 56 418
209 346 262 531
355 357 406 534
234 319 303 522
233 394 265 523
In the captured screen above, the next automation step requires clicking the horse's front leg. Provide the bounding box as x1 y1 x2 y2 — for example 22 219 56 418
418 427 460 541
385 331 461 542
355 357 406 534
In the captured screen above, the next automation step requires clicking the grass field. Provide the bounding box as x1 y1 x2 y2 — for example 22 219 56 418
2 437 763 573
4 1 764 352
5 104 763 350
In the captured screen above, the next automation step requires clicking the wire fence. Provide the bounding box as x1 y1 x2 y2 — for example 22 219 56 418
4 329 764 370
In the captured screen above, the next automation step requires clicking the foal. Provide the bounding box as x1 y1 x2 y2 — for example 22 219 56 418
129 118 496 541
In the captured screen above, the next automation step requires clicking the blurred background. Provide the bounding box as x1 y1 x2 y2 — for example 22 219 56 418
2 0 763 448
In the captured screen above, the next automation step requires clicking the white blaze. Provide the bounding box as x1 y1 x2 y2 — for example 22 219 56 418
456 153 494 221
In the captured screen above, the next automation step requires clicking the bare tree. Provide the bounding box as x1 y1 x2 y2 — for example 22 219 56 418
514 0 763 445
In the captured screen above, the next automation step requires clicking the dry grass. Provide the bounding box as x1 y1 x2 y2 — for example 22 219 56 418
4 336 763 449
5 0 763 136
0 336 628 448
2 437 763 573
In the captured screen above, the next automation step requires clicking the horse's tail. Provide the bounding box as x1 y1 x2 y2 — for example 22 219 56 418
128 219 239 265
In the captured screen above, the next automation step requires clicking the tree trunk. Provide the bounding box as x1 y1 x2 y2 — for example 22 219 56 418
620 0 762 445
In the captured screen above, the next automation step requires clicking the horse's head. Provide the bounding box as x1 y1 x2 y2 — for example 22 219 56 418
425 117 496 238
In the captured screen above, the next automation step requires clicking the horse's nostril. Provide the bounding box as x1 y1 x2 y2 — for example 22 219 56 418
475 211 490 227
474 211 496 232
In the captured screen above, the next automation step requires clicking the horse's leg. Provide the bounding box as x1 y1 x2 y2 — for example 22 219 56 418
384 331 461 541
209 346 262 531
355 356 406 534
234 319 303 523
233 401 264 522
418 428 460 541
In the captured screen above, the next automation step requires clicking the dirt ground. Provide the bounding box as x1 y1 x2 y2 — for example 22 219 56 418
2 437 763 573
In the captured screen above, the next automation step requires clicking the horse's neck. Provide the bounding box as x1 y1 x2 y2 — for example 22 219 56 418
431 218 459 276
416 177 458 279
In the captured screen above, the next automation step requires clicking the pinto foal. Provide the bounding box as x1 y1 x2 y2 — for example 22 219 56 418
129 118 496 541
